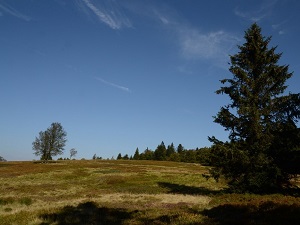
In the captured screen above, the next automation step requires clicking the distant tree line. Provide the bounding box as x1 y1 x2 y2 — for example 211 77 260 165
0 156 7 162
116 141 211 165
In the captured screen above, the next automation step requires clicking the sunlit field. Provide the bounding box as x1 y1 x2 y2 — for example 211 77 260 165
1 160 300 225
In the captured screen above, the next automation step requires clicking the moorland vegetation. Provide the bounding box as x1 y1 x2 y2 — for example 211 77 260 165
1 160 300 224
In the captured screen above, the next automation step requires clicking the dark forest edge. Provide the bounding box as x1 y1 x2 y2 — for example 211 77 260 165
115 141 211 165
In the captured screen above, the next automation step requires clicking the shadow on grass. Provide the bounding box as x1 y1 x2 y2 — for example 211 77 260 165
140 214 181 224
39 202 134 225
158 182 227 196
199 201 300 225
281 187 300 197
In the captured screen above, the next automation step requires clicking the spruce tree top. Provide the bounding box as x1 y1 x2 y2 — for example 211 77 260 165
215 23 296 147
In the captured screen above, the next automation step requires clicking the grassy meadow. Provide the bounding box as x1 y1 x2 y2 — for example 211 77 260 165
0 160 300 225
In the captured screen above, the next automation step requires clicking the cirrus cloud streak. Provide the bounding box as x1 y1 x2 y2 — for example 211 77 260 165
0 2 31 21
95 77 131 93
76 0 132 30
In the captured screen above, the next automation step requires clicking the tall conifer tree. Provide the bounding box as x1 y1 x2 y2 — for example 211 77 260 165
154 141 167 161
209 23 300 192
133 148 140 160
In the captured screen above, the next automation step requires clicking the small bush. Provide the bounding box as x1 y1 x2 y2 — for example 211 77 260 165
0 197 14 205
19 197 32 206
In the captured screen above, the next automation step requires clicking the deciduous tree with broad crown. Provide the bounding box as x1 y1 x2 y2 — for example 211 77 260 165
32 122 67 161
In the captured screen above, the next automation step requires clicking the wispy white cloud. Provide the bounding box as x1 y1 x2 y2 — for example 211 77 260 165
234 8 266 22
76 0 132 30
153 10 239 68
179 29 239 61
272 20 288 35
93 2 239 68
153 10 171 25
95 77 131 92
0 3 31 21
234 0 278 22
158 15 169 25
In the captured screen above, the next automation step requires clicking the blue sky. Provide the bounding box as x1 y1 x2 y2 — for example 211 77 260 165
1 0 299 161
